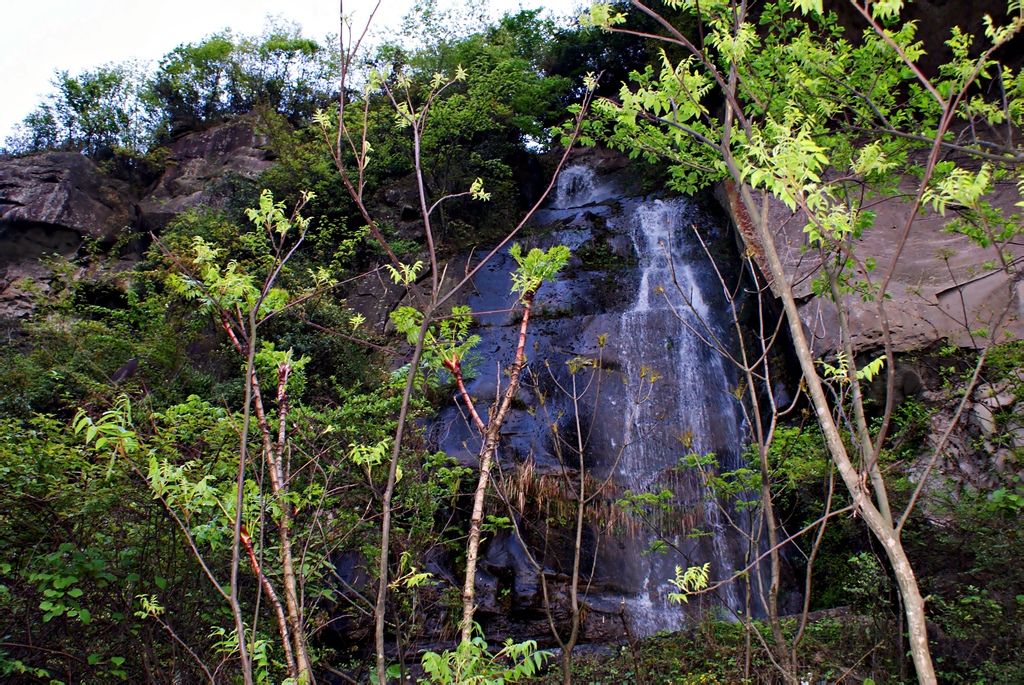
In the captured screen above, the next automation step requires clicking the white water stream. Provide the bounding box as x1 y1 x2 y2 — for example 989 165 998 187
603 175 749 633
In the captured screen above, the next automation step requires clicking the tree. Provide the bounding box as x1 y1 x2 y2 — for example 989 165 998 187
147 33 240 135
146 24 333 138
584 1 1024 682
72 190 332 684
167 190 324 683
4 63 151 156
323 6 594 680
234 23 333 122
369 8 575 242
402 243 572 644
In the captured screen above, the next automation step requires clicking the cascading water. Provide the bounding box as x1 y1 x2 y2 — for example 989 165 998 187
550 164 618 210
430 161 759 640
611 194 748 632
554 165 595 207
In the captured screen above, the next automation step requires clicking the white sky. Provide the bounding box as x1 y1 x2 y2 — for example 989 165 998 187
1 0 585 142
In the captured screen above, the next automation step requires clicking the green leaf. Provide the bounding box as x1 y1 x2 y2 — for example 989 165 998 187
856 355 886 382
53 575 77 589
870 0 903 20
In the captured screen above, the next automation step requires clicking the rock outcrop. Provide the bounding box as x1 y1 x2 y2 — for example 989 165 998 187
0 151 135 246
0 117 275 318
138 118 273 230
0 152 136 318
717 179 1024 354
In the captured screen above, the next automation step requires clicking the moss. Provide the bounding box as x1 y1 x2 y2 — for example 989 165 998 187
574 238 635 272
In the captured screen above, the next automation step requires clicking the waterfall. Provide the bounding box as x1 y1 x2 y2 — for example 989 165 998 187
430 162 758 641
611 192 748 633
550 164 618 210
553 165 597 208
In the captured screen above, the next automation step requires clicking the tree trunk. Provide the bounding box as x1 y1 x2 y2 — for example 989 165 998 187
459 435 499 643
376 318 431 684
734 179 937 684
459 295 535 643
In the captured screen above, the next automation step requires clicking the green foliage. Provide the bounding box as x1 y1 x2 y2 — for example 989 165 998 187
0 182 399 680
533 614 897 684
584 0 1024 284
148 32 235 131
391 304 482 393
668 562 711 604
0 413 223 681
419 625 549 684
903 483 1024 682
166 189 319 324
10 2 1024 680
0 8 606 681
386 260 426 287
986 341 1024 399
5 21 333 156
820 351 886 384
210 625 283 685
147 22 333 136
256 111 369 273
4 62 152 157
681 450 762 514
254 341 310 398
932 585 1003 641
340 9 578 244
617 488 675 516
391 8 572 144
841 551 891 615
508 243 571 297
73 394 141 475
761 423 829 491
0 260 213 417
389 243 568 396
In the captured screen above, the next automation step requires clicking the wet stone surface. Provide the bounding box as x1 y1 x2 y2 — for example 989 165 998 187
425 163 765 643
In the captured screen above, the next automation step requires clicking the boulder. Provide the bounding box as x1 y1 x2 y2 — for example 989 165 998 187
139 118 273 230
716 179 1024 354
0 151 135 246
0 152 136 318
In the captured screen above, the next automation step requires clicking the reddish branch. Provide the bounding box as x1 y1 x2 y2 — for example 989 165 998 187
444 356 486 434
239 525 295 675
222 305 311 681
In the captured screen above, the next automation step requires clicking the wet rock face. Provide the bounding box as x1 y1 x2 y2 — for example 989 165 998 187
426 162 758 645
139 118 273 230
0 152 135 246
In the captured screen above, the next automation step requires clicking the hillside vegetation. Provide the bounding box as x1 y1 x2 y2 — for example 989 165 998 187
1 2 1023 684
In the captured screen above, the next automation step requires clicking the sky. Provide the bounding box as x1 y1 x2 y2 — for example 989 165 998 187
1 0 585 142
